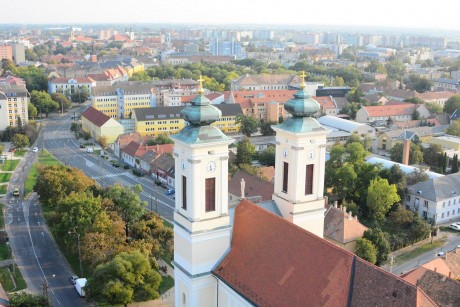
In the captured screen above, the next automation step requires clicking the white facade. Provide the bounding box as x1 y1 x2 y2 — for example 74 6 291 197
405 193 460 224
271 125 329 238
0 88 29 131
173 134 233 307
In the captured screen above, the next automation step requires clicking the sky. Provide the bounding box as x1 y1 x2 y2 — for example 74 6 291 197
3 0 460 31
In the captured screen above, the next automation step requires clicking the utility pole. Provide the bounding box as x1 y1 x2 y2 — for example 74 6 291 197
68 229 83 277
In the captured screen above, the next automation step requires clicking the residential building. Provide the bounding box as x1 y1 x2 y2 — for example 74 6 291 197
324 202 368 253
113 132 143 158
91 82 156 119
80 106 124 144
132 104 242 137
377 126 446 151
415 91 457 107
315 86 351 97
318 115 375 146
230 74 304 91
11 44 25 64
0 84 29 131
150 153 175 187
355 104 430 124
0 45 12 61
152 78 199 107
48 77 96 97
209 38 245 59
406 173 460 224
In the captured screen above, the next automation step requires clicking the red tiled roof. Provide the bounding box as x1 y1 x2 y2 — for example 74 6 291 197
232 90 296 104
324 206 368 244
121 141 141 157
313 96 337 110
115 132 142 150
81 106 110 127
415 91 456 101
364 104 421 117
135 144 173 158
228 170 274 201
213 200 430 307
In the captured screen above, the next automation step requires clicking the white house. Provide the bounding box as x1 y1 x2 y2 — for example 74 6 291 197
355 104 430 124
48 77 96 97
406 173 460 225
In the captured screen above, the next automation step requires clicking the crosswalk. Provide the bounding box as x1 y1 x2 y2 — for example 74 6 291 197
91 172 130 180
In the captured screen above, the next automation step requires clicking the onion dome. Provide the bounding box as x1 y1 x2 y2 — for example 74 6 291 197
180 75 221 126
284 71 320 117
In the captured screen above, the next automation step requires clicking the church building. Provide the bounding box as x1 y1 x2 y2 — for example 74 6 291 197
171 76 436 306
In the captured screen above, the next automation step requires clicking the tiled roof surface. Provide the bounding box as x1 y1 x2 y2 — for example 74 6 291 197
324 206 368 244
121 141 141 157
236 74 301 86
416 91 456 101
228 170 274 201
115 132 143 149
213 200 426 306
364 104 420 117
407 172 460 202
415 269 460 307
81 106 110 127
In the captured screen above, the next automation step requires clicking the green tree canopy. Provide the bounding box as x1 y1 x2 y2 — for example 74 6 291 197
390 142 423 165
356 238 377 264
71 87 90 103
11 133 30 149
258 146 276 167
345 142 367 164
260 121 276 136
51 92 72 112
422 143 443 167
385 60 406 81
147 134 174 145
8 292 48 307
444 95 460 115
367 178 400 222
31 90 59 117
446 120 460 137
235 137 257 166
129 71 152 82
236 114 259 137
28 101 38 119
363 228 390 265
88 250 161 306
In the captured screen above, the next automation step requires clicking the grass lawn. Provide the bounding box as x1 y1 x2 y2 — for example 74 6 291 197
13 149 26 157
0 173 12 183
0 160 19 171
393 240 445 265
0 244 11 261
0 265 27 291
158 275 174 294
0 185 6 195
25 150 62 194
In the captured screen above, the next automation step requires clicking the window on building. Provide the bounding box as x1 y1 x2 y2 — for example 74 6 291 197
424 200 428 208
282 162 288 193
182 176 187 210
442 213 444 218
205 178 216 212
305 164 313 195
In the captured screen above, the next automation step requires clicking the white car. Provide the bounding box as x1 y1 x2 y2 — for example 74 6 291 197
32 147 38 153
449 223 460 231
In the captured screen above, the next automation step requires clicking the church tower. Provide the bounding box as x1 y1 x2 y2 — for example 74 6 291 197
171 76 232 307
272 72 329 238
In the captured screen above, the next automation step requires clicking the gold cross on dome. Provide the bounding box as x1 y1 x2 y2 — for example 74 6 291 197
198 75 204 94
300 71 307 89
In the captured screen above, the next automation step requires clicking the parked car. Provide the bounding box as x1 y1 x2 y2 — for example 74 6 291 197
13 187 19 197
32 147 38 153
166 189 175 195
8 147 15 152
85 148 93 153
112 162 120 167
79 144 86 148
449 223 460 231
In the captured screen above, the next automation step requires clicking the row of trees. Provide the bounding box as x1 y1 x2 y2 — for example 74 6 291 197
34 165 172 305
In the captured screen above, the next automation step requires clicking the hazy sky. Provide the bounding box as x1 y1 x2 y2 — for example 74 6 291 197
4 0 460 31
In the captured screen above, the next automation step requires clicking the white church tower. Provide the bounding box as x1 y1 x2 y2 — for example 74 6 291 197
272 72 329 238
171 76 233 307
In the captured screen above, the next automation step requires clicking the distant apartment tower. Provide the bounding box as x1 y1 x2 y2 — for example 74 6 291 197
0 45 13 62
0 84 29 131
12 44 25 64
209 38 245 59
253 30 274 40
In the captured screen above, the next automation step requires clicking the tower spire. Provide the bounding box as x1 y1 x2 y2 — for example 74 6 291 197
300 71 307 89
197 75 205 95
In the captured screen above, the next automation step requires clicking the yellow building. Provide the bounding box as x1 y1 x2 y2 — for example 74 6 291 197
81 106 124 144
429 135 460 151
91 82 155 119
377 127 436 151
133 104 242 137
0 85 29 131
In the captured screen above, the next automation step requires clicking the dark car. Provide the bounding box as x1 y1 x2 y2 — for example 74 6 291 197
112 162 120 167
79 144 86 148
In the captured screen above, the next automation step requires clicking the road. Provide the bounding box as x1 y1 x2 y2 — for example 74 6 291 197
4 141 87 306
42 108 175 221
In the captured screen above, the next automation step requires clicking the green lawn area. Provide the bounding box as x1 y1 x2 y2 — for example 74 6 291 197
0 160 19 171
13 149 26 157
0 244 11 261
25 150 62 194
158 275 174 294
0 265 27 291
0 185 6 195
0 173 12 183
393 240 445 265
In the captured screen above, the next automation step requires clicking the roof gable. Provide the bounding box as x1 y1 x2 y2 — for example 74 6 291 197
81 106 111 127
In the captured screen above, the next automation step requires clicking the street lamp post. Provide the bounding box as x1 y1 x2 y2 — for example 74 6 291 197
68 229 83 277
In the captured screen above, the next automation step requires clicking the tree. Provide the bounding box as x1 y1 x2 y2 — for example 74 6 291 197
8 292 49 307
340 102 361 120
31 90 59 117
423 144 443 167
51 92 72 112
345 142 367 164
260 121 276 136
28 102 38 119
363 228 390 265
440 152 448 174
0 144 3 154
446 120 460 137
452 154 459 173
235 137 256 166
98 136 108 149
356 238 377 264
385 60 406 81
367 178 400 222
147 134 174 145
105 184 147 237
406 168 429 186
87 251 161 306
390 142 423 165
236 114 259 137
71 87 90 103
34 165 96 206
11 133 29 149
443 95 460 115
258 146 276 166
129 71 152 82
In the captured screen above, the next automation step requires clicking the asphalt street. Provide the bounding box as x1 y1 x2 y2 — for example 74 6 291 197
4 137 87 306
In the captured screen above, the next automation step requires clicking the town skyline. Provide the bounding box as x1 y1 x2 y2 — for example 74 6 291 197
4 0 460 32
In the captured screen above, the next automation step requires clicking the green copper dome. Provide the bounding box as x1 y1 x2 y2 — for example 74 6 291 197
284 88 320 117
181 94 222 126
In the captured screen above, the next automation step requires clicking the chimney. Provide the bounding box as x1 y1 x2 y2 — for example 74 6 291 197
240 178 245 198
402 139 411 165
342 206 347 212
334 201 338 208
449 271 452 278
354 215 358 221
348 212 352 220
434 267 437 272
157 144 159 151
